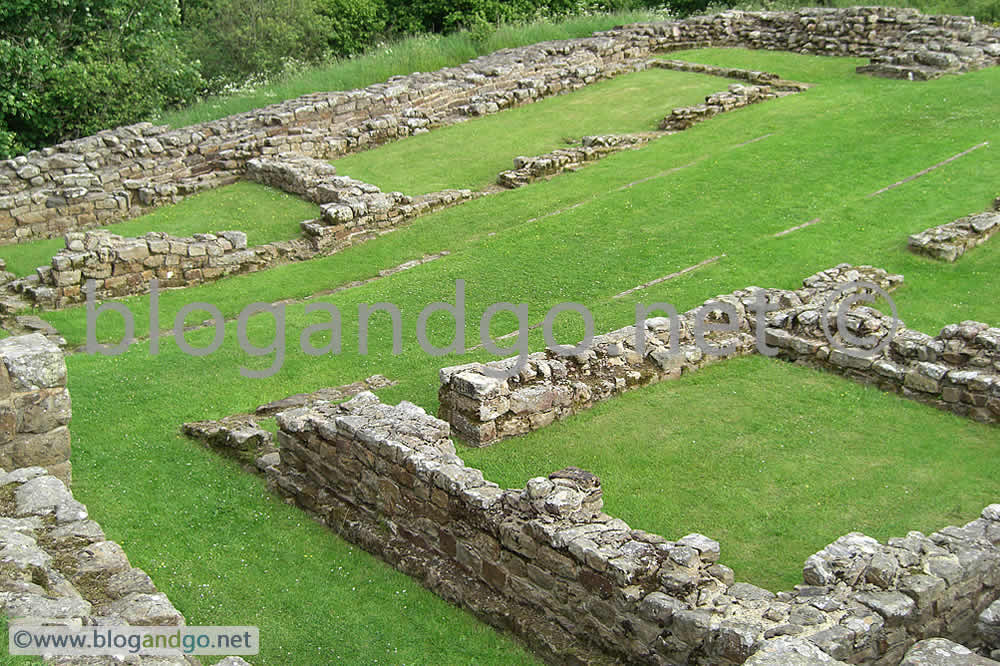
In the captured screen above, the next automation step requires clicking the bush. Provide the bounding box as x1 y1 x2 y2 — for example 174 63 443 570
383 0 571 34
0 0 201 156
315 0 387 55
182 0 335 89
41 40 201 141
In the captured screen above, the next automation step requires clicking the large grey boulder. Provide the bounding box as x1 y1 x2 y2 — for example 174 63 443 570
980 599 1000 650
901 638 1000 665
0 333 66 390
744 636 849 665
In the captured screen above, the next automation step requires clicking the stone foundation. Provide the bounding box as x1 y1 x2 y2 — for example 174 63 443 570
17 229 264 308
0 334 71 484
766 308 1000 426
8 158 475 308
650 58 798 86
0 335 254 664
659 83 793 132
266 390 1000 665
438 265 917 446
0 467 192 664
0 8 996 244
245 155 475 251
182 374 396 470
908 210 1000 262
497 134 653 189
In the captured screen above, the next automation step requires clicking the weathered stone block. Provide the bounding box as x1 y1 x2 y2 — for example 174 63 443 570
0 334 67 390
901 637 1000 665
12 426 71 468
854 590 916 626
746 636 848 665
13 388 71 433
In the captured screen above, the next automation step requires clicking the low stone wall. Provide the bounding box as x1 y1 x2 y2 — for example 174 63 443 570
0 467 190 655
0 8 996 244
659 83 792 132
0 334 71 484
14 229 269 308
439 264 905 446
439 300 758 446
0 27 643 244
441 263 1000 445
497 134 653 188
908 210 1000 261
661 8 1000 80
245 155 475 251
764 307 1000 426
650 58 791 85
267 390 1000 665
0 334 254 664
182 374 396 470
6 158 474 308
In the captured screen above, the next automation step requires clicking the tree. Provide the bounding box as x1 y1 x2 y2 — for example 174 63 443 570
181 0 331 87
0 0 201 156
314 0 386 56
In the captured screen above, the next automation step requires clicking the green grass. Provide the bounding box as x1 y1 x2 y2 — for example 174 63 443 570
157 11 670 129
332 67 728 193
63 349 538 665
23 49 1000 662
0 182 318 278
463 355 1000 590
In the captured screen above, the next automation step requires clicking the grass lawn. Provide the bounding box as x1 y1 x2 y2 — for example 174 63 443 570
331 67 729 193
463 355 1000 590
0 182 318 278
16 48 1000 663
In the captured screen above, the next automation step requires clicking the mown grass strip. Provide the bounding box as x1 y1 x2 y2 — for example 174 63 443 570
774 217 822 238
613 254 725 299
331 67 727 193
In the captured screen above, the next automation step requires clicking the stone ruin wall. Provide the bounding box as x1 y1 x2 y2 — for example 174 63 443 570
0 28 646 245
267 388 1000 665
908 207 1000 262
0 7 997 245
497 134 654 189
0 466 194 666
9 155 474 308
437 263 997 447
0 333 72 484
439 286 762 445
24 229 264 308
243 155 474 252
765 304 1000 425
0 332 253 665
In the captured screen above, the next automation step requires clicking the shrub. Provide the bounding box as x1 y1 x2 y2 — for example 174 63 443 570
0 0 201 156
181 0 332 88
314 0 388 55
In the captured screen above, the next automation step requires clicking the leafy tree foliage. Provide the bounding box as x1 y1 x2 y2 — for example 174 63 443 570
0 0 201 156
315 0 387 55
180 0 331 85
